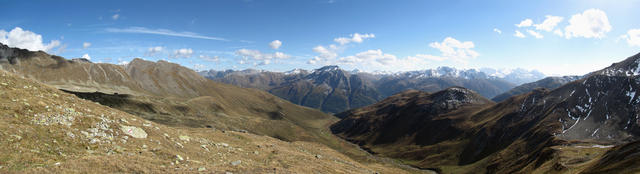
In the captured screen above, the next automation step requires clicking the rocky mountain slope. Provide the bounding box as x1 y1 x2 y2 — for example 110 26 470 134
0 69 412 173
492 76 581 102
204 66 384 113
202 66 536 113
0 43 330 143
331 87 493 147
331 52 640 173
0 43 423 172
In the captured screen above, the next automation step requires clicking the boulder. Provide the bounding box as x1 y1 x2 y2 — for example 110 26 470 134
120 125 147 139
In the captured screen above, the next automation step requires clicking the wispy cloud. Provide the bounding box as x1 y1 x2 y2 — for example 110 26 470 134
105 27 229 41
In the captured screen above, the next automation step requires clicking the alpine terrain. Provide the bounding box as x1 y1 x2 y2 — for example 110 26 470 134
202 66 542 113
0 43 423 173
3 1 638 173
331 52 640 173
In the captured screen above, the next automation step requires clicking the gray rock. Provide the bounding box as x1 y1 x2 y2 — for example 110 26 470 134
198 167 206 171
176 155 184 161
120 125 147 139
179 135 191 142
230 160 241 166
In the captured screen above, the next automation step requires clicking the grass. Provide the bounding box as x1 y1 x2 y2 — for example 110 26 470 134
0 69 415 173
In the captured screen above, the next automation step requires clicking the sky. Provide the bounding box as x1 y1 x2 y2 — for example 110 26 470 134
1 0 640 76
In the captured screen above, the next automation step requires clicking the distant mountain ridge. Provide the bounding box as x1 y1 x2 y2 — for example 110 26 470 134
492 75 582 102
201 66 545 113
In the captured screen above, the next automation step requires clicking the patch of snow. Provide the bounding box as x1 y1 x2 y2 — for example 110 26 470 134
570 90 575 97
627 90 636 103
591 128 599 137
284 68 303 75
576 105 586 113
625 119 631 130
584 110 592 120
563 118 580 134
592 144 614 148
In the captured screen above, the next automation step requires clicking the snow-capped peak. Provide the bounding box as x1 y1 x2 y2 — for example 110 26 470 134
285 68 304 75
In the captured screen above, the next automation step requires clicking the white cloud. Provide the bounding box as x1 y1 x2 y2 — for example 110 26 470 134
171 48 193 58
516 19 533 27
428 37 479 63
112 14 120 20
118 60 129 65
236 49 290 60
564 9 612 39
145 46 164 56
105 27 228 41
199 55 220 62
308 33 374 64
82 42 91 49
258 59 271 65
310 37 479 71
269 40 282 49
335 50 434 72
526 30 544 39
193 64 206 70
534 15 564 32
81 54 91 60
235 49 290 66
620 29 640 47
514 30 526 38
407 54 447 61
338 49 397 65
553 29 564 37
493 28 502 34
334 33 375 45
308 44 339 64
0 27 61 52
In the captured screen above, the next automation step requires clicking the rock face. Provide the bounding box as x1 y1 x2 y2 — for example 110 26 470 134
269 66 383 113
204 66 383 113
120 125 147 139
332 52 640 173
203 66 529 113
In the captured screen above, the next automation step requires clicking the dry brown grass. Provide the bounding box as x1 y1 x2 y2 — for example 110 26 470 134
0 70 411 173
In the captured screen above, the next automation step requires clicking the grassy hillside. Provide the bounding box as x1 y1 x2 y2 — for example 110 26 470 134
0 69 417 173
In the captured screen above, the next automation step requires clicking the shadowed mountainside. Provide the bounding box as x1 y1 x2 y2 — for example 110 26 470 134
332 52 640 173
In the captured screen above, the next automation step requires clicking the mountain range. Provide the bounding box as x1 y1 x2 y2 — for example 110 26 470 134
331 52 640 173
201 66 544 113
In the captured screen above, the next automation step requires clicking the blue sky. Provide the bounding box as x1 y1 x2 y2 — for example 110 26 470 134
1 0 640 75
